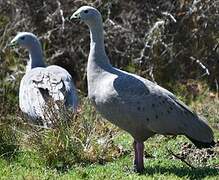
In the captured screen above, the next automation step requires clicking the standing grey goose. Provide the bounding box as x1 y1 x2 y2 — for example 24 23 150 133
9 32 78 127
70 6 215 172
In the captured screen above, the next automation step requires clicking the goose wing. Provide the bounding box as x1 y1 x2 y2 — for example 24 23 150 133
19 66 78 121
111 70 214 144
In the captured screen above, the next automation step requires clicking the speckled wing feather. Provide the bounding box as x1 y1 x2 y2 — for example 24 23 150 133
99 68 214 143
135 75 213 143
19 66 78 125
46 65 78 110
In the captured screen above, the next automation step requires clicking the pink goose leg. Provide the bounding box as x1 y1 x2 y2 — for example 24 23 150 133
133 140 144 173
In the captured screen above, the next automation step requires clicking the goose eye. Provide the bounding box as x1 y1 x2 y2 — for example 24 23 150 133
84 10 89 14
20 36 25 40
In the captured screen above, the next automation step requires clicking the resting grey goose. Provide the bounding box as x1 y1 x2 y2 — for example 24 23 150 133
9 32 78 127
71 6 215 172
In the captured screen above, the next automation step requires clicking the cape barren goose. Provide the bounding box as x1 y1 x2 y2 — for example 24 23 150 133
9 32 78 127
70 6 215 172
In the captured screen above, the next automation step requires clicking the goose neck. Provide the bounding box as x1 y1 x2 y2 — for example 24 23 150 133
88 21 111 67
89 22 106 55
26 42 45 72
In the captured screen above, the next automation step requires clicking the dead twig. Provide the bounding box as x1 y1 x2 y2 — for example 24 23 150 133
215 79 218 99
166 147 196 169
162 12 177 23
190 56 210 78
56 0 65 31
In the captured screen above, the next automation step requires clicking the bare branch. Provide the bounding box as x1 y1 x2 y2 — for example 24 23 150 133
166 148 196 169
190 56 210 77
56 0 65 31
215 79 218 99
162 12 177 23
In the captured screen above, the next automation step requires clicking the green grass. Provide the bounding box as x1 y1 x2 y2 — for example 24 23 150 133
0 129 218 179
0 133 218 180
0 94 218 179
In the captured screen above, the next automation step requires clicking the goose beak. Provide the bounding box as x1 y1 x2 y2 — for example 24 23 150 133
7 39 18 48
70 12 80 20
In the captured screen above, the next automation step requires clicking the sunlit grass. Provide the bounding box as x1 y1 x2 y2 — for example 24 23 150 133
0 91 218 179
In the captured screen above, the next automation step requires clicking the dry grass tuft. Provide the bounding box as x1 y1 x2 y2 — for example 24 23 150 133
15 97 125 171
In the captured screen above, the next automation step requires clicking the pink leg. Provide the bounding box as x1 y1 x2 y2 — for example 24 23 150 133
133 140 144 173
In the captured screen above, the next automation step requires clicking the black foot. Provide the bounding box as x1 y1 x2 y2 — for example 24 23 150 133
133 165 144 174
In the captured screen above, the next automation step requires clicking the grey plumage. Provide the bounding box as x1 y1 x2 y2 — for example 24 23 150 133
71 6 215 172
10 32 78 127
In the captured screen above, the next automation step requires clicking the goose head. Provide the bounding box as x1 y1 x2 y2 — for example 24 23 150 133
70 6 102 27
9 32 39 50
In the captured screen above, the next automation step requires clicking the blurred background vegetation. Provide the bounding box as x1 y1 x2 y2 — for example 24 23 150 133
0 0 218 177
1 0 219 92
